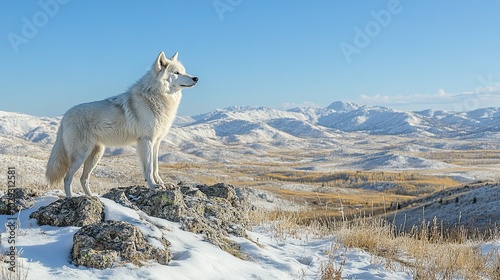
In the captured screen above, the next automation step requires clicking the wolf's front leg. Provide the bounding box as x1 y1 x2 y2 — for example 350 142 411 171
137 137 160 190
152 139 164 185
152 139 176 190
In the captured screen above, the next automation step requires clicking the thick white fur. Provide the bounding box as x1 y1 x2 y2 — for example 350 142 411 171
46 51 198 197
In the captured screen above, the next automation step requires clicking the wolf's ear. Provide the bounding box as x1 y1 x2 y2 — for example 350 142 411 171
171 52 178 62
155 51 168 73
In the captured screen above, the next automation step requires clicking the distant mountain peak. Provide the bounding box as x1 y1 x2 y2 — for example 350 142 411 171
326 101 360 112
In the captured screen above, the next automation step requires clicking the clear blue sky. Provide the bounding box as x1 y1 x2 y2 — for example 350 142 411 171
1 0 500 117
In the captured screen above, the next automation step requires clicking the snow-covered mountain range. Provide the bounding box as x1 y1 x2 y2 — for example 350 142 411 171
188 101 500 138
3 101 500 146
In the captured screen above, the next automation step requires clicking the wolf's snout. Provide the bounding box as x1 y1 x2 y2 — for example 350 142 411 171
193 77 199 82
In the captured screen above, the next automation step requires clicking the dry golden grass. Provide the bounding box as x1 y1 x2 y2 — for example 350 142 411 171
320 259 343 280
249 204 500 279
336 216 500 279
418 149 500 166
275 189 410 220
261 170 460 195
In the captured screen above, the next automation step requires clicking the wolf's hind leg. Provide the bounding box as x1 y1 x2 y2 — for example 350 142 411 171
64 154 86 198
80 144 105 196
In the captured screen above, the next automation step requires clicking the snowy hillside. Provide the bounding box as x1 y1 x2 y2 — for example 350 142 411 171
0 191 412 279
0 111 59 145
390 182 500 231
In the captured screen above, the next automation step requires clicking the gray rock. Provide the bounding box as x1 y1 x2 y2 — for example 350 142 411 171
102 185 187 221
72 220 171 269
0 188 39 215
29 196 104 227
103 183 251 257
203 196 249 237
199 183 238 204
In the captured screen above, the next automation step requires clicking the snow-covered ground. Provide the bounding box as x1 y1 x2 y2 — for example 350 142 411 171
0 193 414 279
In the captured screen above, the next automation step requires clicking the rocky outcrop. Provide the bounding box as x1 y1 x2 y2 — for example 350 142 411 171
181 183 250 237
103 183 251 257
72 220 171 269
24 182 251 268
0 188 39 215
29 196 104 227
103 185 187 222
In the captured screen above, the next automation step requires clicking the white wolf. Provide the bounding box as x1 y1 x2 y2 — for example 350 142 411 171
46 51 198 197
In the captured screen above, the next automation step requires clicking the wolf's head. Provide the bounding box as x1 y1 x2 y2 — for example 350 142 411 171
152 51 198 94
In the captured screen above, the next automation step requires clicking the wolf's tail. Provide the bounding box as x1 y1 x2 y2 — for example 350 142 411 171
46 124 69 186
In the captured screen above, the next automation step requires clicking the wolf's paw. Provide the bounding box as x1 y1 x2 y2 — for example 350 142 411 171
163 182 177 190
150 182 177 191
